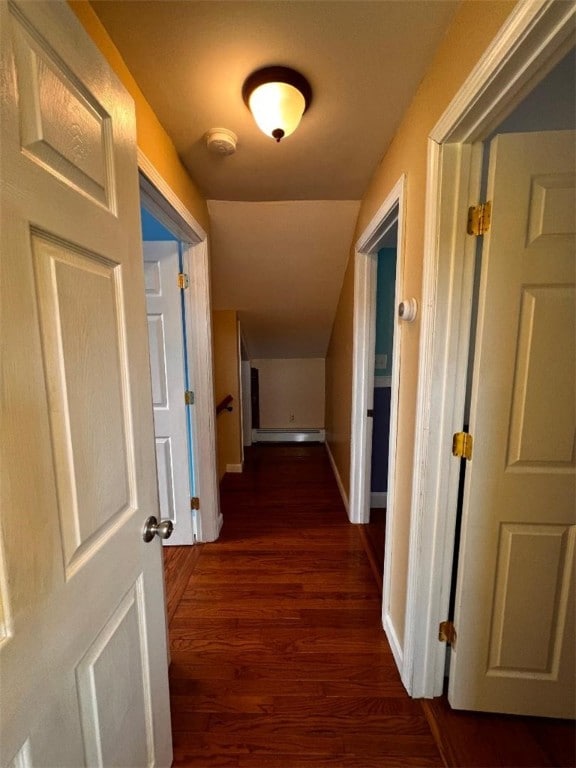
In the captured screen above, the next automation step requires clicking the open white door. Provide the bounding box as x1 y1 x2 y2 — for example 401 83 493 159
144 241 196 545
0 2 172 764
449 130 575 718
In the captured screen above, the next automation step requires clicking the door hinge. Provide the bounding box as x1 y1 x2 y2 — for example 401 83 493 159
439 620 457 647
185 390 194 405
452 431 473 460
367 409 374 418
177 272 189 289
190 497 200 510
467 201 491 236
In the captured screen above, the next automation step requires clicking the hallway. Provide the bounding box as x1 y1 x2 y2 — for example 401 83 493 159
164 445 575 767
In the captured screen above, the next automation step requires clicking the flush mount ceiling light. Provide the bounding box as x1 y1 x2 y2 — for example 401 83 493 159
242 66 312 143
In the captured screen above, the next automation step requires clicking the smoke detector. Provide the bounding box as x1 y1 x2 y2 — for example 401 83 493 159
206 128 237 156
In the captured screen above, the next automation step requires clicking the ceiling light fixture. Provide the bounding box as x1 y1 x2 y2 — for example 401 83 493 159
242 66 312 143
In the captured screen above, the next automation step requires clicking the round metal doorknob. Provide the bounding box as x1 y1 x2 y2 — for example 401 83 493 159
142 515 174 543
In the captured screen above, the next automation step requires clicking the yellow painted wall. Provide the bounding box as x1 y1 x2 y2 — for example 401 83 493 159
252 358 325 429
69 0 209 233
212 311 242 480
325 0 517 647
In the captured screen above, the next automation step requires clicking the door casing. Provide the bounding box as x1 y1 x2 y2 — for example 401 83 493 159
404 0 576 698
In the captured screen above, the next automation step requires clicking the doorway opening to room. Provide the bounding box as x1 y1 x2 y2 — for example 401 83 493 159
440 46 576 717
403 7 575 706
366 237 397 592
140 204 197 546
138 167 221 544
350 175 406 670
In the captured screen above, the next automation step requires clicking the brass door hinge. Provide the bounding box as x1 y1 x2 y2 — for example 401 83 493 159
439 620 457 647
467 201 491 236
452 431 473 461
190 497 200 510
185 390 194 405
177 272 189 289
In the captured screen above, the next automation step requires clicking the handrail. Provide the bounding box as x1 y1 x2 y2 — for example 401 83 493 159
216 394 234 416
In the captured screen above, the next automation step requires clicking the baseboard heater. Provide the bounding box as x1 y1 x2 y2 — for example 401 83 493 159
252 428 325 443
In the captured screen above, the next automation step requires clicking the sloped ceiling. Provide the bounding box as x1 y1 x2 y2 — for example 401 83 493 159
208 200 360 358
91 0 459 358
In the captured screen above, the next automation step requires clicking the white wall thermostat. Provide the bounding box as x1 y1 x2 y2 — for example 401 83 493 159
398 298 418 322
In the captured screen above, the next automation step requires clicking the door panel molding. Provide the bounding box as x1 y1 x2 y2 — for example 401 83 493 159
0 1 173 763
76 577 154 767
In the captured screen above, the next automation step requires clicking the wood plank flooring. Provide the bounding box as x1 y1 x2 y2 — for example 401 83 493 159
363 495 576 768
164 444 575 767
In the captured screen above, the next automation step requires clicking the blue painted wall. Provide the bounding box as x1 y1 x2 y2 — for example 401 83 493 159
371 247 396 494
371 387 391 493
140 206 178 241
374 248 396 377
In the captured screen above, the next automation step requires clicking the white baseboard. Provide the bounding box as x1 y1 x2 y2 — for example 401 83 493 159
325 440 349 514
226 463 243 473
370 492 387 508
383 611 404 684
252 428 325 443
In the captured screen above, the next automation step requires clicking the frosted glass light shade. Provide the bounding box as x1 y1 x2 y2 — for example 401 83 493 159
242 66 312 143
248 81 306 142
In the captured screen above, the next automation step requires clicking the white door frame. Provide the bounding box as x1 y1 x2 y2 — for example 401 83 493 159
350 175 406 669
403 0 575 698
139 154 222 542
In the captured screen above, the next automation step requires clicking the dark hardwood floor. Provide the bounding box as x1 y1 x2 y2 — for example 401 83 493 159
164 444 575 767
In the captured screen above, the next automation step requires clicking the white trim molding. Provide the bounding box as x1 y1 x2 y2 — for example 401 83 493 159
384 611 404 676
138 151 206 241
349 247 377 524
139 152 221 543
325 440 349 514
403 0 575 699
183 239 222 542
433 0 576 144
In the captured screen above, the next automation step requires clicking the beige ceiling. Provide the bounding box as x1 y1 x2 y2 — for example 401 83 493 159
208 200 360 358
91 0 459 358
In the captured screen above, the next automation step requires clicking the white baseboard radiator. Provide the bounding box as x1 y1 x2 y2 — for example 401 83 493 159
252 428 326 443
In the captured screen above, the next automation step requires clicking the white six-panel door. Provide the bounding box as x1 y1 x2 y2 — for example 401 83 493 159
449 130 575 717
144 241 195 545
0 1 172 764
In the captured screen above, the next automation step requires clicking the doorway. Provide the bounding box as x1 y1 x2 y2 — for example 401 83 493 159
404 4 575 701
350 175 406 670
141 206 197 545
138 163 222 543
443 45 576 715
367 241 397 590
